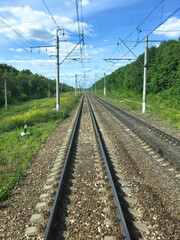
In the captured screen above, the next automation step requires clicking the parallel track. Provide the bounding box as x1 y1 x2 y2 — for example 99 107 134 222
44 95 132 240
92 95 180 169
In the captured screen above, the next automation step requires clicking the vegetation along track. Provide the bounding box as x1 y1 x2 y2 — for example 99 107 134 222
93 95 180 170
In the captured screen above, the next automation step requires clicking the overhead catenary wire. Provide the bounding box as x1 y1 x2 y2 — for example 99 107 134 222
135 0 165 35
102 0 166 68
102 5 180 77
0 25 32 53
60 38 84 65
0 17 34 52
75 0 84 61
0 1 86 85
42 0 80 79
42 0 63 31
96 0 166 81
75 0 82 42
42 0 86 82
0 13 53 60
80 0 85 43
142 29 180 32
74 0 86 83
0 13 67 82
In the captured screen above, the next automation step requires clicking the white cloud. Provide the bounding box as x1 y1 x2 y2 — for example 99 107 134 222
78 0 139 16
63 0 90 8
83 68 91 72
82 0 90 6
90 47 105 55
2 58 55 65
0 5 94 42
64 0 74 8
154 17 180 38
86 45 106 56
9 47 24 52
0 58 56 78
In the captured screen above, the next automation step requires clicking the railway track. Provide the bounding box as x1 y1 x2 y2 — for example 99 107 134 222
92 95 180 169
24 94 179 239
43 95 133 239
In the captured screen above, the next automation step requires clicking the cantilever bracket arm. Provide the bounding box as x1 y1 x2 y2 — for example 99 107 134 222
119 38 144 66
104 58 136 63
60 38 83 65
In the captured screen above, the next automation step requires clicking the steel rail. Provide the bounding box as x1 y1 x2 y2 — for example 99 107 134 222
95 95 180 146
44 95 84 240
87 96 131 240
93 95 180 169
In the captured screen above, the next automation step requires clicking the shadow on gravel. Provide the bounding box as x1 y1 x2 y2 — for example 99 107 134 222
99 134 142 240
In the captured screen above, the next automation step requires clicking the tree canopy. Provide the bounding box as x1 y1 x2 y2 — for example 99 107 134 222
93 40 180 99
0 64 74 107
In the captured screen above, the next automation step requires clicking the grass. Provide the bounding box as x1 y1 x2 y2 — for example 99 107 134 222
0 92 81 201
96 90 180 129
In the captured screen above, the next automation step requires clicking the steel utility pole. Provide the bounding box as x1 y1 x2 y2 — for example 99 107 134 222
94 73 97 94
75 74 77 97
4 73 7 107
30 28 62 111
78 82 80 93
104 73 106 96
142 36 148 113
56 29 60 111
48 81 51 98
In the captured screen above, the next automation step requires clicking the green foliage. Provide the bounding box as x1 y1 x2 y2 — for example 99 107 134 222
0 64 74 107
0 93 81 201
93 40 180 111
91 40 180 128
147 40 180 95
98 91 180 128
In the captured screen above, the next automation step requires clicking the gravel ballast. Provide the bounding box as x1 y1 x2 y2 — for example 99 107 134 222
0 95 179 240
90 96 180 240
0 108 78 240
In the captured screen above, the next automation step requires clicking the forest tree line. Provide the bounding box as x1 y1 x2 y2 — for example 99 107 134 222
0 64 74 107
93 39 180 104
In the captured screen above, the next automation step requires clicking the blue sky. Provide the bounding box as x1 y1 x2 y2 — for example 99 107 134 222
0 0 180 88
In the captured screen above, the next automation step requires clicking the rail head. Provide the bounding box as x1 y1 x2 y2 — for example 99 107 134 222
93 95 180 169
94 95 180 146
87 96 131 240
44 95 84 240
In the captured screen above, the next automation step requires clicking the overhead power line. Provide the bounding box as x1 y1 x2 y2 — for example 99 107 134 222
119 38 143 65
75 0 81 42
143 29 180 32
42 0 63 31
149 6 180 36
75 0 86 82
0 17 33 48
136 0 165 33
125 0 165 41
103 5 180 77
0 14 52 59
105 0 165 63
42 0 78 77
80 0 84 41
101 0 166 77
60 38 84 65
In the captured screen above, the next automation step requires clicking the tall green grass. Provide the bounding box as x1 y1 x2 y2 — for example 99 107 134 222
0 93 81 201
97 90 180 129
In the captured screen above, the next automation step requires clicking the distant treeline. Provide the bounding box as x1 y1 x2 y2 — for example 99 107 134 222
0 64 74 107
93 39 180 101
